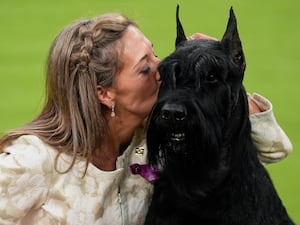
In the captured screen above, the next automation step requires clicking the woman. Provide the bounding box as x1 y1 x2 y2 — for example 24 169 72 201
0 12 292 225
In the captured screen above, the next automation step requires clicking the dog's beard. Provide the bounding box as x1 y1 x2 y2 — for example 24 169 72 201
147 99 233 200
162 134 187 154
147 105 190 169
146 86 248 201
147 95 226 170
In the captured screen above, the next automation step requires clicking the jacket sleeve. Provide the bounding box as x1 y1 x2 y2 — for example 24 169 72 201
248 93 293 164
0 135 52 224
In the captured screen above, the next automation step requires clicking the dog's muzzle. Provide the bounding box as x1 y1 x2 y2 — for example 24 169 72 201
160 102 187 144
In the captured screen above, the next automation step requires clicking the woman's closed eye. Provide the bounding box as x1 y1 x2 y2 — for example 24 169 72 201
140 66 151 75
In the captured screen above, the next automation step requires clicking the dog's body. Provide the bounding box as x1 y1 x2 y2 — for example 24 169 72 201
144 6 294 225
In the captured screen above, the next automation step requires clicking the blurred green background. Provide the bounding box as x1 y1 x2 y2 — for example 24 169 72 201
0 0 299 223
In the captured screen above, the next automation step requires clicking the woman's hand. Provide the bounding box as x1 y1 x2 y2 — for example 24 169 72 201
188 33 218 41
248 96 262 114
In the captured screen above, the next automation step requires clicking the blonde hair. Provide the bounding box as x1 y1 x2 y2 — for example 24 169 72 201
0 13 136 174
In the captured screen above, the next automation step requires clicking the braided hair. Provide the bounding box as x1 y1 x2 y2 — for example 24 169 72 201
0 13 136 175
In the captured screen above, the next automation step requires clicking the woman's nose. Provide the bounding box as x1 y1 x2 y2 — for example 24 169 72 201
156 71 161 82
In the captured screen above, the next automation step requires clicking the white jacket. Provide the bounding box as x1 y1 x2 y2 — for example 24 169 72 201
0 94 292 225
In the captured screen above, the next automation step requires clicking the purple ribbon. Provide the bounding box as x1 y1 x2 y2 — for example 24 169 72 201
129 163 159 183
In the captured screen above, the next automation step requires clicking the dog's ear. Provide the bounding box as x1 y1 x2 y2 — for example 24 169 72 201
221 7 245 69
175 4 187 48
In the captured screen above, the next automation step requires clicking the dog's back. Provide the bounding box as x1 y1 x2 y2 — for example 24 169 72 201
144 6 294 225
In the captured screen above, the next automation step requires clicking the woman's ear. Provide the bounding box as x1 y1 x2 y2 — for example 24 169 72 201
97 85 116 108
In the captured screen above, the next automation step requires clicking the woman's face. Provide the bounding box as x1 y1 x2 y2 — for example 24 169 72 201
112 25 160 121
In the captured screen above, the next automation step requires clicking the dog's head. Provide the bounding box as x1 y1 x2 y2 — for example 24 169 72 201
147 6 250 179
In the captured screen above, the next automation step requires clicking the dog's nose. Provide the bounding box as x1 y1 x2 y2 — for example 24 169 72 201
161 103 187 121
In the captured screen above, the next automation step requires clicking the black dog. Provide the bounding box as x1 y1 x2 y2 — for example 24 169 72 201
144 6 295 225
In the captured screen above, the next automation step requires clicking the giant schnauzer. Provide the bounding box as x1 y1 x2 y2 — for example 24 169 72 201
144 5 295 225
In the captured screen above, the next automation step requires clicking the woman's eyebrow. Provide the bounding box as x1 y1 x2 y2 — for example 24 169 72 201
134 54 148 69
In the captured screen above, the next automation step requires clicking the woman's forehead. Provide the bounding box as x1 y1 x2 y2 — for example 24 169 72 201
119 26 152 66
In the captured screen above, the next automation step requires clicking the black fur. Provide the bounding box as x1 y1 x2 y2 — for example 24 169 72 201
144 5 294 225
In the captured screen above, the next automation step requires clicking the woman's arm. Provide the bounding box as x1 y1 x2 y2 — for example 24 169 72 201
0 135 52 224
248 93 293 163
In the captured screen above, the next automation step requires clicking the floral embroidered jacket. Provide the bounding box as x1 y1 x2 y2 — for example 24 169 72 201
0 93 292 225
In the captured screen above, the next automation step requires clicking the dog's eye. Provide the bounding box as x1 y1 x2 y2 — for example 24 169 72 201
205 74 218 83
234 54 243 64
